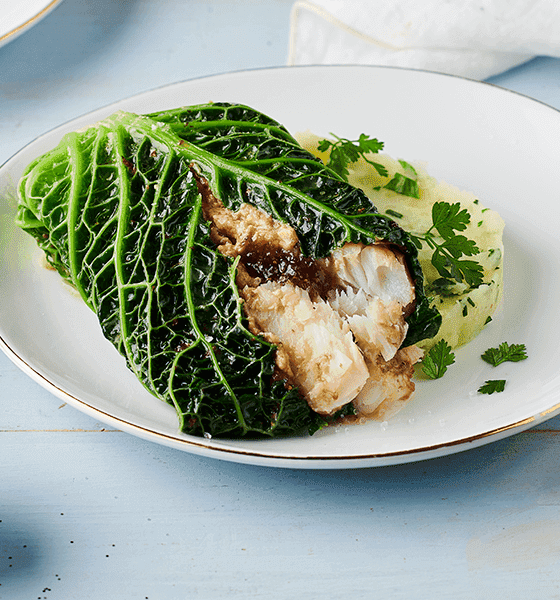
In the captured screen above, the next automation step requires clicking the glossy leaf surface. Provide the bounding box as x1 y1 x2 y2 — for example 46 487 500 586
16 104 440 437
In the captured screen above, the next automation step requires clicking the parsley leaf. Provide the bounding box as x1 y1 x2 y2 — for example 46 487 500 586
384 172 420 199
422 339 455 379
431 248 484 288
319 134 422 198
398 159 418 176
431 202 470 239
318 133 388 180
478 380 506 394
481 343 528 367
385 159 420 198
408 201 484 290
318 134 484 289
426 277 458 297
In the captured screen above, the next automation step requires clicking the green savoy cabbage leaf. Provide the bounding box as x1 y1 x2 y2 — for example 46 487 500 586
16 103 441 438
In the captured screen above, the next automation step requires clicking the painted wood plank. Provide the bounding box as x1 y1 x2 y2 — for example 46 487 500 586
2 430 560 599
3 1 560 598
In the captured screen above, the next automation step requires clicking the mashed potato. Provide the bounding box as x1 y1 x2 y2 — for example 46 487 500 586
296 131 504 351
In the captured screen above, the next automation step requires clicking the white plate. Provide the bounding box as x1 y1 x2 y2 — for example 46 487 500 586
1 66 560 469
0 0 63 48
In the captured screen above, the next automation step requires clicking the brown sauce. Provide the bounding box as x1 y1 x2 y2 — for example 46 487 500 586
191 165 339 298
240 245 334 299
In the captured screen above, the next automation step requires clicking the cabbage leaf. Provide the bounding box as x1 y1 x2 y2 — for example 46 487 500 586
16 103 441 438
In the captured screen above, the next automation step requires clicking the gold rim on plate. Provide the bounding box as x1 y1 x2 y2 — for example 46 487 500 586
0 0 63 46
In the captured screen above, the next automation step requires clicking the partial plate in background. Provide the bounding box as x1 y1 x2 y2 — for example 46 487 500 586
0 0 63 48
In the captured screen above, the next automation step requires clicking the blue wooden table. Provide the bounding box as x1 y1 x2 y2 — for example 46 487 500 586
2 1 560 598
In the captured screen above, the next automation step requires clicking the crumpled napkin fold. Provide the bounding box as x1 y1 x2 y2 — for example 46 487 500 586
288 0 560 79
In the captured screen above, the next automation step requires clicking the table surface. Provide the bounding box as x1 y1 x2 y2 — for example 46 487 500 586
3 1 560 598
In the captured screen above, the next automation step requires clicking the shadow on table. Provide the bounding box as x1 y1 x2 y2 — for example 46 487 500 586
0 515 47 595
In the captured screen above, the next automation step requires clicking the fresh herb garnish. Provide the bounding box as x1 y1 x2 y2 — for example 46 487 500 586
384 172 420 198
422 339 455 379
318 133 388 180
408 202 484 289
481 342 528 367
319 134 484 289
426 277 457 297
478 380 506 394
476 344 527 395
319 134 420 199
398 159 418 176
385 159 420 198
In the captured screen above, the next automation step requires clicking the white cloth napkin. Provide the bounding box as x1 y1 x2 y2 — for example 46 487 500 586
288 0 560 79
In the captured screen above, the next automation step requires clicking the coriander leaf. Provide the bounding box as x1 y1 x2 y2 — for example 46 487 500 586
481 343 528 367
422 339 455 379
478 379 506 394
